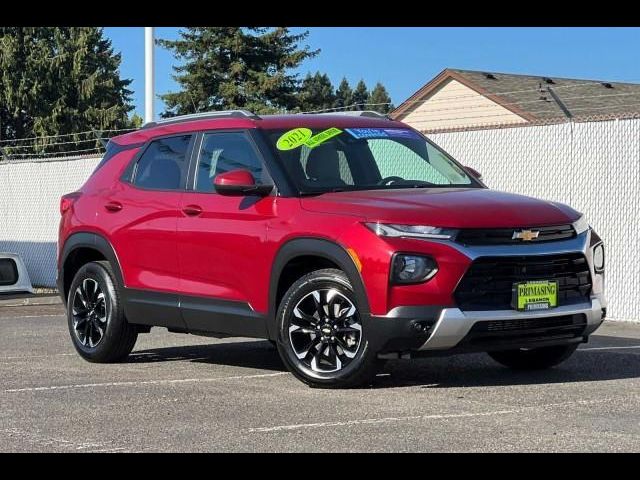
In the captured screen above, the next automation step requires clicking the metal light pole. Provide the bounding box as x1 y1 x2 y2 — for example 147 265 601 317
144 27 155 124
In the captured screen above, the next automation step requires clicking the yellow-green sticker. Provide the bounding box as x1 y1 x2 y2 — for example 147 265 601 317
306 128 342 149
276 128 312 150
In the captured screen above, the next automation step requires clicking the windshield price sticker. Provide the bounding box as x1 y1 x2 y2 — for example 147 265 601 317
277 127 342 150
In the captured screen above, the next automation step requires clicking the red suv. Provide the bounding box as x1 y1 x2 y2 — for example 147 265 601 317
57 110 606 388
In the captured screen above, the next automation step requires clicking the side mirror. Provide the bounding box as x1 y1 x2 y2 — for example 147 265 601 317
464 166 482 180
214 169 273 196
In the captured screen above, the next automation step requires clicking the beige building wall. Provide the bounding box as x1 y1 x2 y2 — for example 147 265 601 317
397 78 528 131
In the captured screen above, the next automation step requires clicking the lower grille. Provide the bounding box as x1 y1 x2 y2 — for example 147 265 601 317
455 253 592 311
461 314 587 347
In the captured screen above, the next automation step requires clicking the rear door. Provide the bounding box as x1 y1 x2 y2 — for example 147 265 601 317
177 130 276 337
104 134 195 328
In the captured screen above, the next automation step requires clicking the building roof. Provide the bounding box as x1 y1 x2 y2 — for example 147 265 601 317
392 68 640 124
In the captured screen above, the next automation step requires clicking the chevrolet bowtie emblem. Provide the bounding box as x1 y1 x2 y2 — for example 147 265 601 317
512 229 540 241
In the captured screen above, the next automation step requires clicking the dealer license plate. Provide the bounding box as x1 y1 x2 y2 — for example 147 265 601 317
512 280 558 311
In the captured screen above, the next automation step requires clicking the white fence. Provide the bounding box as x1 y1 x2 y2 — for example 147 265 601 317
0 117 638 321
428 118 640 322
0 155 100 287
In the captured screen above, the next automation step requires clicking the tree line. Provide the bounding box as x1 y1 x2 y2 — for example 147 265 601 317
0 27 394 146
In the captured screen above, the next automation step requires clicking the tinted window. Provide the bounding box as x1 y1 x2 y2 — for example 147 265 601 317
195 132 263 193
133 135 192 190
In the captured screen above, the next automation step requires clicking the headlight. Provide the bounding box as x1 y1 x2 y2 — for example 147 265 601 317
365 222 458 240
593 243 605 273
572 216 590 235
391 254 438 284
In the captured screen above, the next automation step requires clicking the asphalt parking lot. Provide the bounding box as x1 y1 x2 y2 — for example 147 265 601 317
1 303 639 452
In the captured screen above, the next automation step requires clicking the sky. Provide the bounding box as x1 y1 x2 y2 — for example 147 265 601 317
103 27 640 121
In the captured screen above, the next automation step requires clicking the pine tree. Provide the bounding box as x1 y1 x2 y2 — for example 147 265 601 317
158 27 319 116
352 80 370 110
297 72 336 112
334 77 353 110
368 82 394 113
0 27 134 149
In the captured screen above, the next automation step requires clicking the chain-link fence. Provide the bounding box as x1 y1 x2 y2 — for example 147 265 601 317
0 154 101 287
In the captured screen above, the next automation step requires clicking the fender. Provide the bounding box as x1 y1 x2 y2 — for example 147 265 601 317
267 237 371 339
58 231 125 300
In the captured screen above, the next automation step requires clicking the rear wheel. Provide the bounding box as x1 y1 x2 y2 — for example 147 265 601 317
276 269 382 388
67 261 137 363
488 344 578 370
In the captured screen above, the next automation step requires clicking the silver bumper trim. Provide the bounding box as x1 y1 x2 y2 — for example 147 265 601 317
419 297 604 351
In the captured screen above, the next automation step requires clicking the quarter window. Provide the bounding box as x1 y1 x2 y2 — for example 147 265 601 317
133 135 192 190
195 132 264 193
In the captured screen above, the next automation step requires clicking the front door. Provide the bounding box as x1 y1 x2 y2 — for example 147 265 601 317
177 130 276 336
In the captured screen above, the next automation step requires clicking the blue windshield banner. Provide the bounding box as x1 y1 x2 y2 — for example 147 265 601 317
345 128 421 140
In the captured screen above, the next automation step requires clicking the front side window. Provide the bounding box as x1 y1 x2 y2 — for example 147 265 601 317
266 126 478 194
195 132 264 193
133 135 192 190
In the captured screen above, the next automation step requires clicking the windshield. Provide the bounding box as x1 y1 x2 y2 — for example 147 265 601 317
264 126 480 194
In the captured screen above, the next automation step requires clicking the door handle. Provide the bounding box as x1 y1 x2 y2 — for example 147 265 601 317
182 205 203 216
104 201 123 212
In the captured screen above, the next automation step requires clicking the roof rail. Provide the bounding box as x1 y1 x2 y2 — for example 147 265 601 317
316 110 390 119
142 110 261 129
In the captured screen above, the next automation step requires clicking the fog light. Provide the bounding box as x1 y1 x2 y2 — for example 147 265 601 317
593 243 604 273
391 254 438 284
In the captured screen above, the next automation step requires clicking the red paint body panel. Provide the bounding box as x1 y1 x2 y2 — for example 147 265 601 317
58 113 584 323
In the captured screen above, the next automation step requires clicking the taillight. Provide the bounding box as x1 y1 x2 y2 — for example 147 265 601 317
60 192 81 215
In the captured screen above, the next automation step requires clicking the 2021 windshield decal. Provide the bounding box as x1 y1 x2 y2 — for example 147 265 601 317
276 128 313 150
276 127 343 150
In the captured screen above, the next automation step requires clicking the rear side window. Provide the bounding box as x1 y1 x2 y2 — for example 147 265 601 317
93 140 141 174
133 135 192 190
195 132 264 193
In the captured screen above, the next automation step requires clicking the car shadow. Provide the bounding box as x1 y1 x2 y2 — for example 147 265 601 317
125 334 640 388
127 339 287 372
374 334 640 389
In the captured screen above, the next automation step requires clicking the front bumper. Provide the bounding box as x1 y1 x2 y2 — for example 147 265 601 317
419 296 604 351
367 227 607 356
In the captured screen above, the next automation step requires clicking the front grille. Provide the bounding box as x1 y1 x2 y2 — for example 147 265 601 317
456 224 575 246
461 314 587 347
0 258 18 286
455 253 592 311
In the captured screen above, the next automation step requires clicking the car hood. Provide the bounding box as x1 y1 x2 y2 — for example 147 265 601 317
300 188 581 228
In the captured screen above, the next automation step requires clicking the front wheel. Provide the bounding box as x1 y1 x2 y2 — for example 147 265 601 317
276 269 382 388
488 344 578 370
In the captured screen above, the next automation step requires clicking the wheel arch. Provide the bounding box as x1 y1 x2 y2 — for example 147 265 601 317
268 237 370 340
58 232 124 302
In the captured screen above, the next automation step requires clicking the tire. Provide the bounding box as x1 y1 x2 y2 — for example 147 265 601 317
275 268 382 388
488 344 578 370
66 260 138 363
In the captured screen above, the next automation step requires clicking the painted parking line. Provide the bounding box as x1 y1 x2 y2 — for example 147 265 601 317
4 371 289 393
246 399 612 433
1 427 130 453
0 353 75 362
579 345 640 351
0 314 63 320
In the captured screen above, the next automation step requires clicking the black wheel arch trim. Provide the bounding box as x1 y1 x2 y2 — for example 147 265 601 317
58 232 125 302
267 237 371 340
